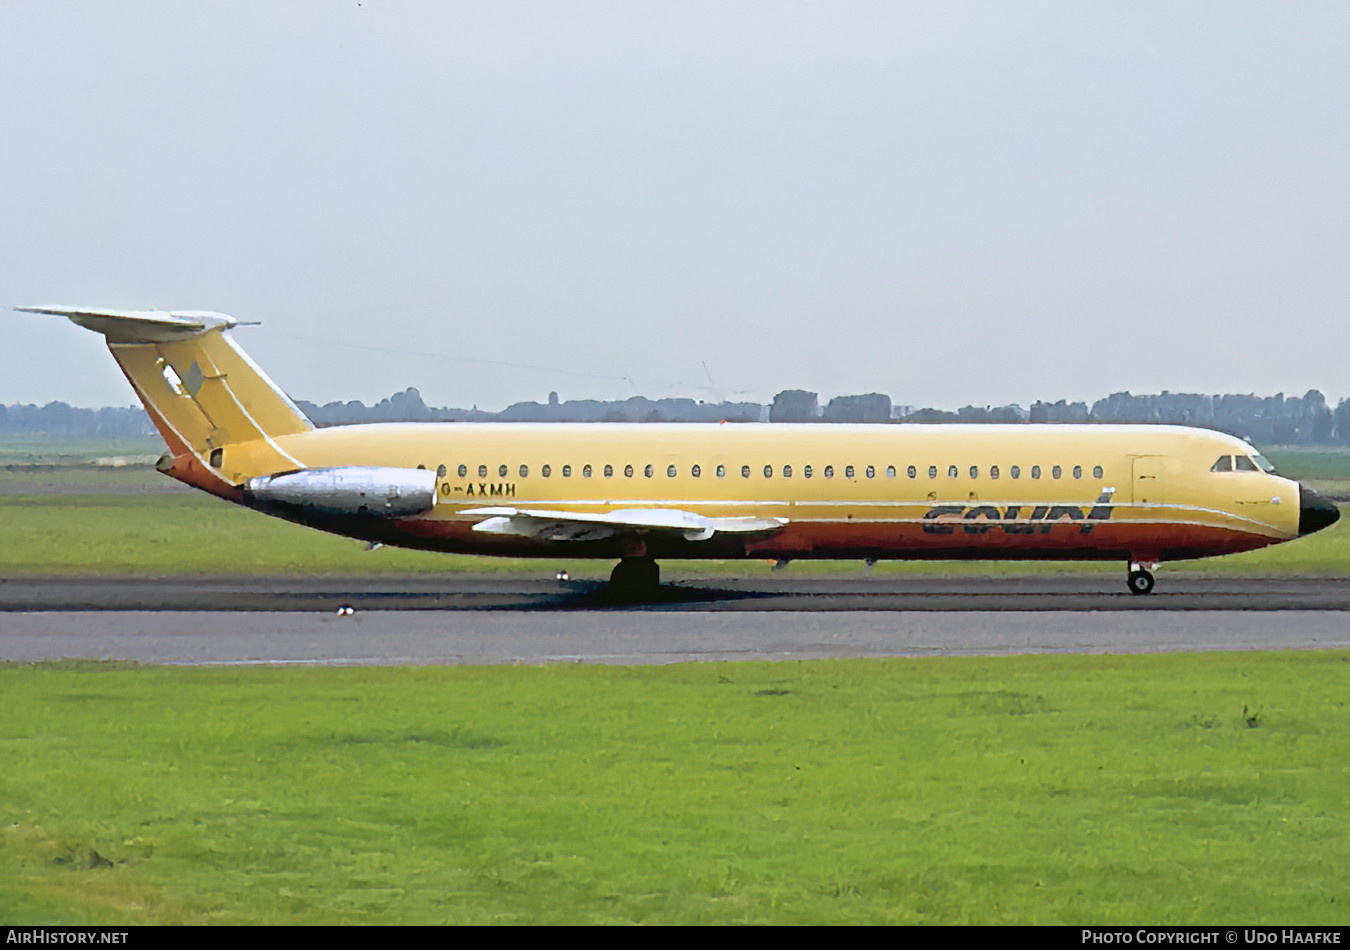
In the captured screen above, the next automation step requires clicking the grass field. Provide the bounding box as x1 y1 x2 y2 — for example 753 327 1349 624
2 653 1348 925
4 437 1349 925
0 436 163 467
1262 446 1350 500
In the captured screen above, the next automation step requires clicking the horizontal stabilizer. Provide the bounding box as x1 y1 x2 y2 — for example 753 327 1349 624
15 304 311 486
16 306 237 344
464 506 787 543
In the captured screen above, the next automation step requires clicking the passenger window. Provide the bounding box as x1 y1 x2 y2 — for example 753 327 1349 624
478 464 488 478
498 464 508 478
691 464 701 477
865 465 874 479
990 465 999 480
563 465 572 477
457 464 467 478
436 464 447 478
783 465 792 478
644 464 653 478
763 465 773 479
583 465 592 478
604 465 613 478
824 465 834 478
1211 456 1233 472
716 465 725 478
1031 465 1041 479
519 465 528 478
969 466 978 479
1052 465 1062 479
1235 456 1258 472
542 465 551 477
928 465 937 479
907 465 916 478
804 465 813 479
1011 465 1020 479
947 465 958 479
668 464 677 477
845 465 855 478
1093 465 1103 479
886 465 896 478
1072 465 1082 479
623 464 633 478
742 465 751 478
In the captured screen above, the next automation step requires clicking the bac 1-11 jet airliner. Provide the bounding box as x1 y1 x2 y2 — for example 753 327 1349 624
17 306 1340 595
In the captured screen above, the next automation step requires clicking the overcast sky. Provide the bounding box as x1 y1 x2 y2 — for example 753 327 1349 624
3 1 1349 412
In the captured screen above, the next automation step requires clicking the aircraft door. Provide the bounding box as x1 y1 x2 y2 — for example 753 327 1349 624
1131 456 1175 507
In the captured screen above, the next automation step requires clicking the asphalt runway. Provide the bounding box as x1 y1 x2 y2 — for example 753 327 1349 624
4 574 1350 611
2 575 1349 665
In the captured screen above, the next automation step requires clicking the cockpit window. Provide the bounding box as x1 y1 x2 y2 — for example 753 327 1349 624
1235 456 1259 472
1252 454 1275 473
1210 456 1232 472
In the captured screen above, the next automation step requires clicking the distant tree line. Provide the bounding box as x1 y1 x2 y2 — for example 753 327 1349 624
295 389 763 424
6 386 1350 446
768 388 1342 445
0 402 155 438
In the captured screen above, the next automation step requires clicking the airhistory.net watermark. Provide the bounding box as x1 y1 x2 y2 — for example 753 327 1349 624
5 933 128 944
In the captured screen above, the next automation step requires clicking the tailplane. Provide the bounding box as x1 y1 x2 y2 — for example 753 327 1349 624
17 306 312 494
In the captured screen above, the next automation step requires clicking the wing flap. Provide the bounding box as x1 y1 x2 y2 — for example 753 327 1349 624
463 507 787 542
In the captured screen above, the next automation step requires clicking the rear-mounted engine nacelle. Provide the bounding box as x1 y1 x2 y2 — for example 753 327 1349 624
244 467 437 518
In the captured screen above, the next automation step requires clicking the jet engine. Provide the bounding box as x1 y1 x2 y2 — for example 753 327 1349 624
243 467 437 518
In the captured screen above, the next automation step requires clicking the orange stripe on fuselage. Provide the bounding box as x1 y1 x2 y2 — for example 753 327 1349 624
309 513 1277 564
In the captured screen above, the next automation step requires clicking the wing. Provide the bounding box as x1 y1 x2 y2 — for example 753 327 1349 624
462 506 787 543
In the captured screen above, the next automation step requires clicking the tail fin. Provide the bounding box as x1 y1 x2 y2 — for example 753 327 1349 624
17 306 312 494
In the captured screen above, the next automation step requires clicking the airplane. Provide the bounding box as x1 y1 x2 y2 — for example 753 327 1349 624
16 305 1340 595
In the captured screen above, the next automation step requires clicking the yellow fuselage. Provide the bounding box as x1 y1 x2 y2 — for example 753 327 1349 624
217 421 1301 564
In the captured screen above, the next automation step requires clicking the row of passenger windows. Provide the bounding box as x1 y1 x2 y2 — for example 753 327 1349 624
438 462 1107 481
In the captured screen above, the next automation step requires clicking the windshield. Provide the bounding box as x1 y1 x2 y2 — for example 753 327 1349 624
1251 454 1276 473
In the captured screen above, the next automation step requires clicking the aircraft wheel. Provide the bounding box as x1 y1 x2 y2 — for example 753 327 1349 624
609 557 660 597
1127 569 1155 595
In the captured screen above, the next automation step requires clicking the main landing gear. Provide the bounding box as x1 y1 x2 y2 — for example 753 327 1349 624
609 556 661 598
1127 560 1158 595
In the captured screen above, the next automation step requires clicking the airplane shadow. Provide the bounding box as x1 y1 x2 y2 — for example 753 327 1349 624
295 581 782 613
510 580 781 610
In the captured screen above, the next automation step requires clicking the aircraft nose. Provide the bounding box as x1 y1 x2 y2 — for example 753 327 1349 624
1298 483 1340 537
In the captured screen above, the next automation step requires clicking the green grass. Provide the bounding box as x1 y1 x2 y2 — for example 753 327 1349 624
2 490 1347 577
1262 446 1350 481
0 436 163 467
1259 446 1350 499
2 653 1347 924
0 467 181 495
0 493 535 576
